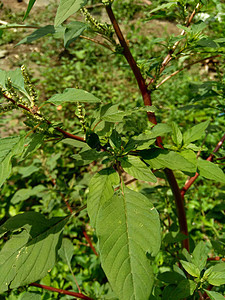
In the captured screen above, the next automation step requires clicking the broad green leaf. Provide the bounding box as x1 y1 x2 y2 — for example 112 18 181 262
61 138 85 148
149 123 171 139
141 149 196 173
180 260 200 277
23 0 36 21
17 25 55 46
166 279 197 300
0 135 25 188
21 292 41 300
121 155 157 182
64 21 87 48
96 187 161 300
158 271 185 284
207 272 225 286
197 160 225 183
205 290 225 300
171 122 182 147
192 241 208 272
0 212 69 292
179 150 197 166
183 120 210 146
58 238 74 265
87 168 119 227
86 130 101 150
47 88 101 105
11 185 46 204
55 0 88 27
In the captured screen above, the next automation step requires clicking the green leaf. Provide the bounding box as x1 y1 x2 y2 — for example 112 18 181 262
21 133 45 160
71 145 107 166
47 88 101 105
149 123 172 139
204 290 225 300
109 129 122 149
64 21 87 48
21 292 41 300
0 212 69 292
58 238 74 265
197 38 218 48
171 122 182 147
17 25 55 46
23 0 36 21
0 135 25 188
96 186 161 300
11 185 46 204
149 2 176 14
197 160 225 183
86 130 101 150
207 271 225 286
121 155 157 182
166 279 197 300
87 168 119 227
158 271 185 284
192 241 209 272
141 149 196 173
180 260 200 277
183 120 210 146
54 0 88 27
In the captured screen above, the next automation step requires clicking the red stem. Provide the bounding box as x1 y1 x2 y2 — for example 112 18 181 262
106 4 189 250
83 230 99 256
181 133 225 197
29 283 94 300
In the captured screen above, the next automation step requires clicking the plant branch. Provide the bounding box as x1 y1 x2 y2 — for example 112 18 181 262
29 283 94 300
105 5 158 126
80 35 114 51
181 133 225 197
82 229 99 256
2 93 85 142
156 55 221 88
158 3 201 75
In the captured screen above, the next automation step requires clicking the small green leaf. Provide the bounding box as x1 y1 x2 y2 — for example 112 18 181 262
204 290 225 300
192 241 209 272
55 0 88 27
47 88 101 105
21 133 45 160
0 135 25 188
183 120 210 146
149 2 176 14
23 0 36 21
87 168 119 227
197 38 218 48
64 21 87 48
109 129 122 149
197 160 225 183
58 238 74 265
71 146 106 166
17 25 55 46
171 122 182 147
86 130 101 150
180 260 200 277
11 185 46 204
0 212 69 292
96 186 161 300
121 155 157 182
